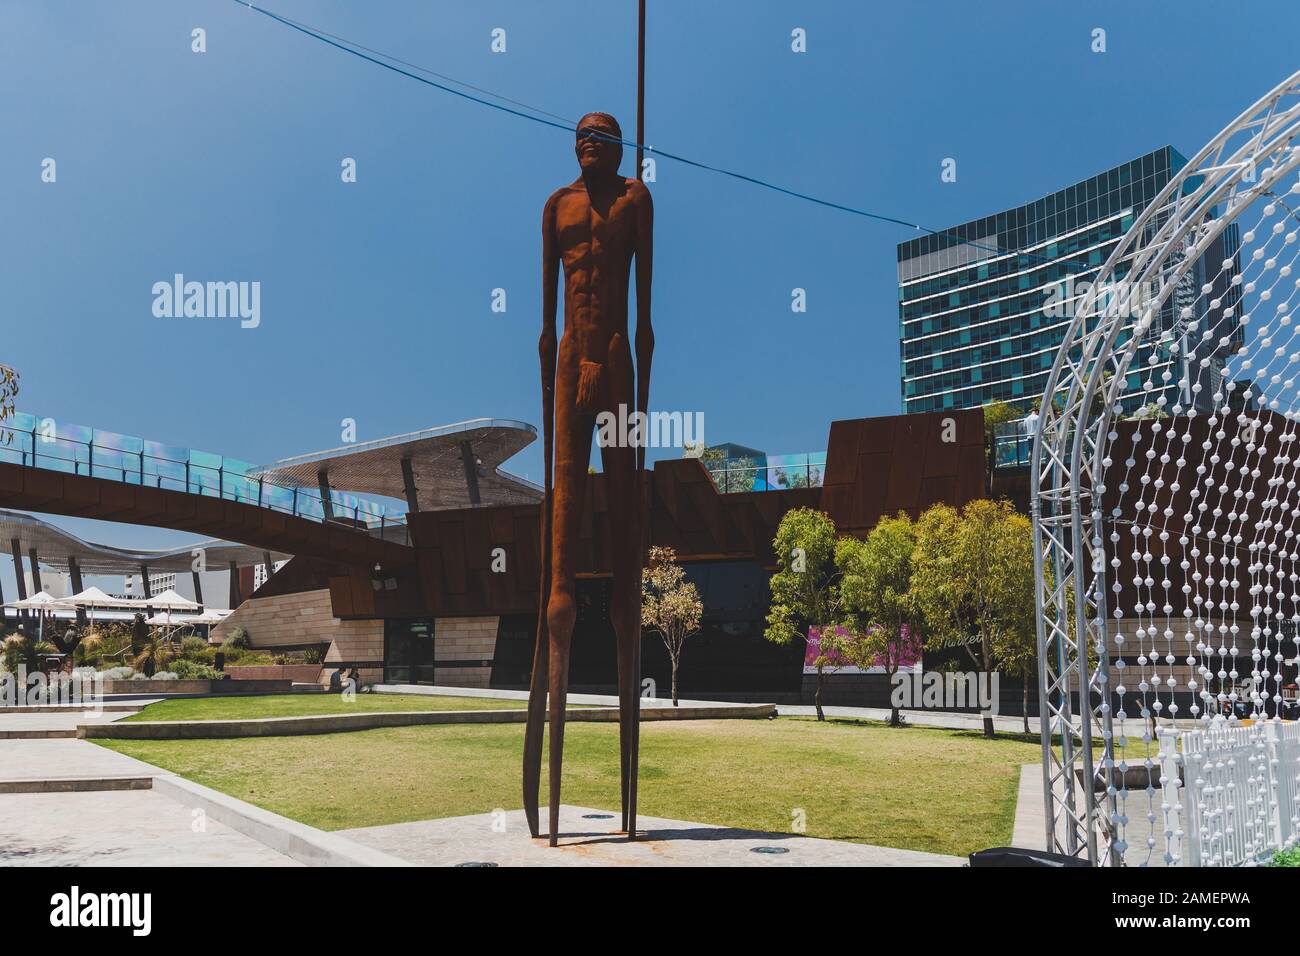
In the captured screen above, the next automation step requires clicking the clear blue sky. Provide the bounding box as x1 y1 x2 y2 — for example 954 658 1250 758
1 0 1298 578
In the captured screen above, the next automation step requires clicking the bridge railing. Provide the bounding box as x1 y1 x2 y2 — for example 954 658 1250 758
0 413 405 534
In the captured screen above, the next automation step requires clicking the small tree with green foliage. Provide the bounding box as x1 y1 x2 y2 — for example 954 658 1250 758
765 507 841 720
981 401 1023 482
836 513 923 727
911 500 1034 738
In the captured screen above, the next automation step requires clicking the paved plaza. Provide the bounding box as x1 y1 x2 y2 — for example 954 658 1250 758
0 701 1026 867
0 788 301 866
339 805 964 867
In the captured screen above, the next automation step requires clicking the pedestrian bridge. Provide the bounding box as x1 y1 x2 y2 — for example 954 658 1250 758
0 412 414 571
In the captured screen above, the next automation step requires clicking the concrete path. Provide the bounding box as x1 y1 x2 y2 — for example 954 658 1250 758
375 683 771 711
0 789 301 866
777 704 1043 734
0 738 164 786
339 805 965 867
1009 761 1169 867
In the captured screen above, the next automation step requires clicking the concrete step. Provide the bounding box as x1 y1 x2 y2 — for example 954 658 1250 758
0 705 142 714
0 729 78 739
0 776 153 794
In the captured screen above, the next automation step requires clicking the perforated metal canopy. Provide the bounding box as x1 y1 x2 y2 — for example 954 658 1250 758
0 509 288 576
249 418 542 511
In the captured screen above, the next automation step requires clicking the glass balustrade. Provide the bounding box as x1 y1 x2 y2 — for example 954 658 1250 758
0 412 404 531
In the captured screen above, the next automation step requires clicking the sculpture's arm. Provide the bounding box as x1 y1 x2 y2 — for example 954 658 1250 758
633 184 654 473
540 194 560 434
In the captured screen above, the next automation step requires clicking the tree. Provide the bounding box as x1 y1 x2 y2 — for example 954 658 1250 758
836 513 924 727
981 401 1023 482
993 621 1037 736
132 629 173 678
911 500 1034 738
641 545 703 706
765 507 841 720
0 363 17 445
1128 402 1169 421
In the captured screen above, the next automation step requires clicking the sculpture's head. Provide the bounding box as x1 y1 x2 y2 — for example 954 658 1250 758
575 112 623 176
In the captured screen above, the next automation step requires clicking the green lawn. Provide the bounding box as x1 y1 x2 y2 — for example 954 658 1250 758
98 717 1040 857
123 693 529 721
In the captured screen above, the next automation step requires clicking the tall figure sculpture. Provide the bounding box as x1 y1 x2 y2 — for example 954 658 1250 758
523 112 653 846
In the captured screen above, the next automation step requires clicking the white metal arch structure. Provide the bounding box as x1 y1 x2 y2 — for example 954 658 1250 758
1032 70 1300 865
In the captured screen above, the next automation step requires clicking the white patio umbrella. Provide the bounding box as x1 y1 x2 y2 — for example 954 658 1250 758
146 589 201 613
188 609 231 625
3 591 73 643
66 586 141 610
143 588 202 640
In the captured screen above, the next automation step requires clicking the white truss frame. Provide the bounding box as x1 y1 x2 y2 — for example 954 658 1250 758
1031 70 1300 865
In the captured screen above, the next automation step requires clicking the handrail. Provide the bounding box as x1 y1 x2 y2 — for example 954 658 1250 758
0 414 405 532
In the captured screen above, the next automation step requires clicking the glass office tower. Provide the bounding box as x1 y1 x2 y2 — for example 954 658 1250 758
898 146 1241 417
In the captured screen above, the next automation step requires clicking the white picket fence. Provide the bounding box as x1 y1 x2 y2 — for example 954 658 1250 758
1158 718 1300 866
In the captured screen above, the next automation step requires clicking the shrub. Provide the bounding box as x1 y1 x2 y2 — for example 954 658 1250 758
223 626 251 650
172 660 221 681
2 635 28 673
1271 847 1300 867
100 666 135 681
150 671 179 681
180 636 209 657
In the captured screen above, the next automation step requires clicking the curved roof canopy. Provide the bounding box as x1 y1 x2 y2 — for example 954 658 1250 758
250 419 542 511
0 510 289 576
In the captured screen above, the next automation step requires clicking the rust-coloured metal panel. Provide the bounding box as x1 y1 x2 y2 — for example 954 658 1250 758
23 468 64 506
922 421 960 476
918 476 957 512
851 452 892 530
956 444 988 504
823 418 863 487
328 575 353 617
437 521 468 595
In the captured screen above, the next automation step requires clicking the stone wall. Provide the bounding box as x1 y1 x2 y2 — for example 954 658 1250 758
213 588 383 687
224 664 323 684
433 616 499 688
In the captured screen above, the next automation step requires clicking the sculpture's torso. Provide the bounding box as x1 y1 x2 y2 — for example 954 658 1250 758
550 176 645 367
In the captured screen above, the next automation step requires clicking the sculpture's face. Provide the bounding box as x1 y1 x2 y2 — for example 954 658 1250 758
575 114 623 175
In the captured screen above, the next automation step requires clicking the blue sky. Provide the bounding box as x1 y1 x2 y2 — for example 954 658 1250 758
1 0 1298 582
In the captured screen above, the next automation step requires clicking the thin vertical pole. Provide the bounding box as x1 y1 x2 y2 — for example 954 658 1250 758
636 0 646 181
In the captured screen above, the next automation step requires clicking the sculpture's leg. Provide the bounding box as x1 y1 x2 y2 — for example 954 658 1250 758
521 549 549 838
544 360 589 846
614 601 631 830
599 336 641 838
546 599 574 846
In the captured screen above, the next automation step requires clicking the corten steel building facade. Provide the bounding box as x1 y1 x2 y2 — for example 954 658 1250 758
0 406 1019 704
207 408 998 703
898 146 1242 418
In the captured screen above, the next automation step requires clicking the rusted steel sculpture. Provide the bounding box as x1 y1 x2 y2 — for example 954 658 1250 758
523 113 653 845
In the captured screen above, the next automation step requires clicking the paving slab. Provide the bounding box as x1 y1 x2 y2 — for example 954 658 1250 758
0 738 166 785
0 789 301 866
338 805 964 867
0 709 134 736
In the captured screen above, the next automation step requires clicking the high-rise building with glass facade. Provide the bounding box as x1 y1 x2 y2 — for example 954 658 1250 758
897 146 1241 417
